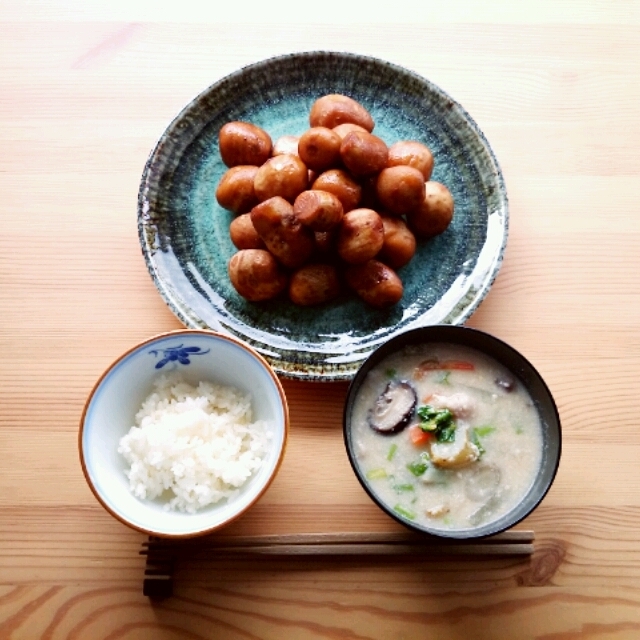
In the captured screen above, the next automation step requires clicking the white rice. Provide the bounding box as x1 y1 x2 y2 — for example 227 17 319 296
117 373 272 513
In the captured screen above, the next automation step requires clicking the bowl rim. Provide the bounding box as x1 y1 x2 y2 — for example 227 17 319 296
342 324 562 539
78 328 290 539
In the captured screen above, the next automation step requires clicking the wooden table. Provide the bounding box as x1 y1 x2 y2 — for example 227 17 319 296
2 3 640 637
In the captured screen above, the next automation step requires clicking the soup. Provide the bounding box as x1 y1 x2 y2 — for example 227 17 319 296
349 343 543 531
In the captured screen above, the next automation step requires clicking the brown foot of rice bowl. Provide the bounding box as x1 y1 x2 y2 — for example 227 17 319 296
118 373 272 513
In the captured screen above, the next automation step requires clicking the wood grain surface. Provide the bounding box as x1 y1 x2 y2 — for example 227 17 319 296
2 2 640 638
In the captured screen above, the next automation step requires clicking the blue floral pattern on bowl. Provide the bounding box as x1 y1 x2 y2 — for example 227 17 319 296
149 344 211 369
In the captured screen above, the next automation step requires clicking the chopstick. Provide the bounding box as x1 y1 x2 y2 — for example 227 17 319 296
141 529 535 556
140 530 534 597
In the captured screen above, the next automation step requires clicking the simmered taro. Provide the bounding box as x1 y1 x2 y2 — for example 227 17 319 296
349 343 543 531
216 95 456 309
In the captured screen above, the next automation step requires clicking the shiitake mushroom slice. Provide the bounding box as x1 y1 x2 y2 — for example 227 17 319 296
367 380 417 434
494 376 516 392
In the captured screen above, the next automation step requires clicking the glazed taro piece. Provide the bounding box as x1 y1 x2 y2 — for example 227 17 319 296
339 131 388 177
337 209 384 265
312 169 362 213
293 190 344 232
219 122 272 167
406 181 454 239
376 166 425 215
253 154 309 203
272 135 300 156
216 165 260 214
227 249 288 301
297 127 342 171
216 92 457 309
229 213 265 250
250 196 315 269
309 94 375 132
367 380 417 434
344 260 404 308
387 140 434 181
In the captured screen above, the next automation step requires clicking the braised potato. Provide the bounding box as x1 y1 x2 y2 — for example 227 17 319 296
253 154 309 203
345 260 404 308
406 181 455 238
340 131 388 177
378 216 416 269
289 263 341 306
216 95 455 309
272 135 300 156
250 196 315 269
358 175 382 210
312 169 362 212
228 249 288 301
298 127 341 172
309 94 374 132
387 140 434 181
229 213 265 250
313 229 338 257
219 122 272 167
333 123 368 140
293 190 344 231
376 165 425 215
337 208 384 264
215 165 259 214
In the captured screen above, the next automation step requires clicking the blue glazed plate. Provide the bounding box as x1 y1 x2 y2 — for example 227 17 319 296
138 52 508 381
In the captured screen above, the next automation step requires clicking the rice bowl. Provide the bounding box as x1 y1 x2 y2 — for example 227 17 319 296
79 330 288 538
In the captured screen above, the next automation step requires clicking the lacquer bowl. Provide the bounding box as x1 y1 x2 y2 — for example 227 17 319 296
343 325 561 539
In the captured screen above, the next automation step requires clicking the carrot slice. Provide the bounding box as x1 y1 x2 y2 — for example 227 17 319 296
409 425 432 446
442 360 475 370
415 360 475 378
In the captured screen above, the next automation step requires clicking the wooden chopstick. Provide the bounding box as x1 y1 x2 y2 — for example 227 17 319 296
140 530 535 598
184 542 534 556
141 529 535 555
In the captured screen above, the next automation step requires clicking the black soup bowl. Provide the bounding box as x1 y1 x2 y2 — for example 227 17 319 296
343 325 561 539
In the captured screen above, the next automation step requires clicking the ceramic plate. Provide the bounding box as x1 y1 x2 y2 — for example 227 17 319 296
138 52 508 381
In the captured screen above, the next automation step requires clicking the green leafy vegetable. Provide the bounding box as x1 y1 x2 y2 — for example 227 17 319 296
514 424 524 435
394 505 416 520
469 429 485 456
417 405 457 443
393 483 415 493
407 460 429 476
407 452 430 476
417 404 447 430
385 368 397 379
469 425 496 456
436 371 451 385
387 444 398 461
474 425 496 437
366 468 388 480
437 422 456 443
